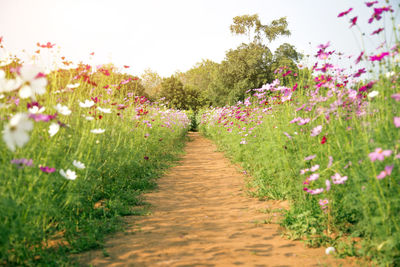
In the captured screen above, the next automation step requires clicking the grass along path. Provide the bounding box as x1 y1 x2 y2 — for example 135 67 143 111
76 132 353 266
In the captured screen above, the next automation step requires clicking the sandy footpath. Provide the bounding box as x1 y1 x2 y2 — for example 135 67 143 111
77 132 352 267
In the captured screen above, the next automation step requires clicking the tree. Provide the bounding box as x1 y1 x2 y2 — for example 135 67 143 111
140 68 162 99
230 14 291 44
209 42 274 106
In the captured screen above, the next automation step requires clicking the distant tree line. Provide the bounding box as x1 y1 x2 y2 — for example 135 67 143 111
140 14 303 110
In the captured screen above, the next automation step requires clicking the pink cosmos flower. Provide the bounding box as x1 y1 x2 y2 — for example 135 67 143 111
338 8 353 17
391 93 400 101
290 117 301 123
29 113 57 122
11 158 33 168
369 52 389 61
353 68 366 78
355 51 364 64
308 173 320 181
317 42 330 50
40 166 56 173
371 28 384 35
359 81 376 92
325 180 331 191
298 118 311 125
327 156 333 168
331 173 348 184
304 155 316 161
394 117 400 128
319 198 329 209
395 154 400 159
311 125 323 136
366 1 378 7
311 165 320 172
368 6 394 24
369 148 392 161
308 188 324 195
283 132 292 139
377 165 394 179
300 168 310 175
350 16 358 28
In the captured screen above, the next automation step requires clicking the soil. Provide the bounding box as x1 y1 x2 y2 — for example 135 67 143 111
76 132 354 267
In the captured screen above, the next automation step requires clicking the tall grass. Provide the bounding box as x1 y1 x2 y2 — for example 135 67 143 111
199 3 400 265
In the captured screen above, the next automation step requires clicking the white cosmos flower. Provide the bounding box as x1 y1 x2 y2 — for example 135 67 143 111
28 105 45 114
55 103 72 115
85 116 94 121
368 91 379 98
60 169 77 180
18 65 47 99
79 99 95 108
66 83 80 89
91 128 105 134
48 123 60 137
2 113 33 151
73 160 85 169
0 70 21 93
97 106 111 113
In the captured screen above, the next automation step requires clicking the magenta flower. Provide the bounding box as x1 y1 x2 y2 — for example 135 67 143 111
369 52 389 61
325 180 331 191
39 166 56 173
317 42 330 49
331 173 348 184
353 68 366 78
391 93 400 102
359 81 376 92
394 117 400 128
350 16 358 28
29 113 57 122
368 6 394 24
368 148 392 162
355 51 364 64
11 158 33 168
311 125 323 137
304 155 316 161
377 165 394 180
338 8 353 17
371 28 384 35
365 1 378 7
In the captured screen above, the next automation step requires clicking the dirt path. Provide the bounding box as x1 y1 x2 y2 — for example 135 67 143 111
77 132 351 267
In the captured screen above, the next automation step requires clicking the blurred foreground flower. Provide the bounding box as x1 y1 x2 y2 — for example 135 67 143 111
48 123 60 137
18 65 47 99
2 113 33 151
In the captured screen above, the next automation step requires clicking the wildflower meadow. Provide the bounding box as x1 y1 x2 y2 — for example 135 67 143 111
199 2 400 266
0 49 190 265
1 0 400 266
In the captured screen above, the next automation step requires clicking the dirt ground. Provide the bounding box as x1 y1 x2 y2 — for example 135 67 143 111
76 132 354 267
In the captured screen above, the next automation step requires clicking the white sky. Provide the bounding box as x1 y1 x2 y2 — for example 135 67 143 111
0 0 399 77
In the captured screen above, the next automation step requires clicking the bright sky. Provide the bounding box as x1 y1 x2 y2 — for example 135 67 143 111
0 0 399 77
